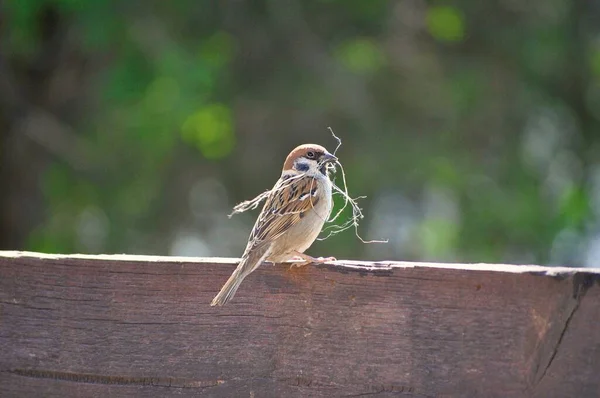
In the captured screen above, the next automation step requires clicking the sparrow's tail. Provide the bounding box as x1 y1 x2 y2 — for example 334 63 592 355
211 247 268 306
210 268 247 306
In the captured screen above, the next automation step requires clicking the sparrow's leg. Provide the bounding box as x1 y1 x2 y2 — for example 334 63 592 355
289 251 336 268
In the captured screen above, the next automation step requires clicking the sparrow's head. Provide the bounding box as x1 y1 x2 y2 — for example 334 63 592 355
283 144 337 175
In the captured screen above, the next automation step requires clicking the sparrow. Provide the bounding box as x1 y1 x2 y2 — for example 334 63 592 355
211 144 338 306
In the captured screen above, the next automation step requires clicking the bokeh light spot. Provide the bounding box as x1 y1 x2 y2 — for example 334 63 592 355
336 38 385 74
181 104 235 159
426 6 465 43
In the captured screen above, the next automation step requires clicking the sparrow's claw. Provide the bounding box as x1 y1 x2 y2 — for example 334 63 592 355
289 251 336 269
316 256 337 263
289 261 309 269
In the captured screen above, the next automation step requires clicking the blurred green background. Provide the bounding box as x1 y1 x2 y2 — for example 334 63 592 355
2 0 600 267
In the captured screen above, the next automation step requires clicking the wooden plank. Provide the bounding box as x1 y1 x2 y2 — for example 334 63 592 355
0 251 599 397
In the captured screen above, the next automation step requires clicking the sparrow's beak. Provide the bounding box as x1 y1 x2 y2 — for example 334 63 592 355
321 152 338 164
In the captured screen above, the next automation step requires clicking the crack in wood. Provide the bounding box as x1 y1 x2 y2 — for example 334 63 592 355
533 301 580 386
528 273 597 390
6 368 224 389
3 367 435 397
314 262 394 277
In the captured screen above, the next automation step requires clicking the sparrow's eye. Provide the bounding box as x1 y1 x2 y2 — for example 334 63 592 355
306 151 315 159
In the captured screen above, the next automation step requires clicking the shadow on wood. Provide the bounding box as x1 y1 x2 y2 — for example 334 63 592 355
1 251 599 397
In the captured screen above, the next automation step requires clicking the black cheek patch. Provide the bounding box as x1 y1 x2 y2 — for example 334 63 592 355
296 162 309 172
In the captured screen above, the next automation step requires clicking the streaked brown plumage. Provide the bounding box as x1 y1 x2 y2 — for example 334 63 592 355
211 144 337 306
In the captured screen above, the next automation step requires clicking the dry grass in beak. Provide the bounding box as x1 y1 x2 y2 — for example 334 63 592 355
316 127 387 243
318 159 387 243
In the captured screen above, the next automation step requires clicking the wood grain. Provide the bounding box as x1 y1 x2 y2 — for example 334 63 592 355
1 251 599 397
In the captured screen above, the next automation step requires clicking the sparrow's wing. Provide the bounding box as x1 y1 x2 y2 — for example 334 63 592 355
247 174 323 248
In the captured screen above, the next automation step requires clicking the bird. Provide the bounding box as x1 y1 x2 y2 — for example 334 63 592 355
211 144 338 306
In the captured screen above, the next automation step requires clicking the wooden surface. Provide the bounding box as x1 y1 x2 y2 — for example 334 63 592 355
1 251 599 398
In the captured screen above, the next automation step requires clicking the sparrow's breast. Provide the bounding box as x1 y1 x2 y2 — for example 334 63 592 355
274 176 333 258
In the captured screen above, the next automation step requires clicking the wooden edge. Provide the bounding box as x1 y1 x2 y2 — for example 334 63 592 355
1 250 599 276
2 251 600 397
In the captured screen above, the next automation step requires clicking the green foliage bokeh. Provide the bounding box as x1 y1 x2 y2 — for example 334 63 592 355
3 0 600 267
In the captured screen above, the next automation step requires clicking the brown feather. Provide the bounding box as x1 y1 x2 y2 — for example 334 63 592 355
249 174 321 245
